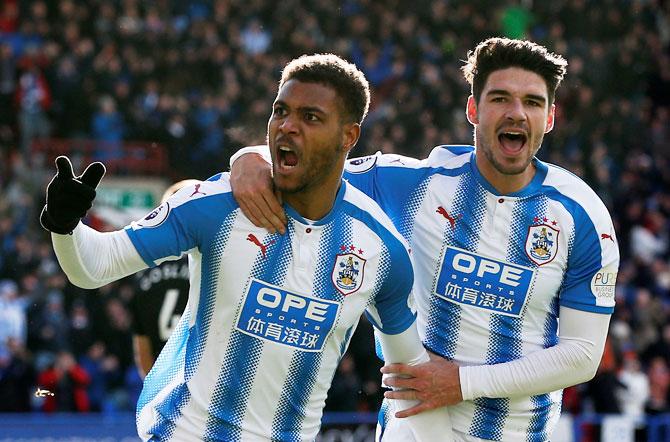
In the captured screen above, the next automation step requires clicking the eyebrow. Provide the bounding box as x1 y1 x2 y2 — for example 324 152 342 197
486 89 547 104
274 100 327 115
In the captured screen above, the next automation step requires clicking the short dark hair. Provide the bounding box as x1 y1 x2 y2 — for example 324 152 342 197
462 38 568 105
280 53 370 124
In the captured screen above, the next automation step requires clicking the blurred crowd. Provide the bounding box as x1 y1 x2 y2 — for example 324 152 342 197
0 0 669 423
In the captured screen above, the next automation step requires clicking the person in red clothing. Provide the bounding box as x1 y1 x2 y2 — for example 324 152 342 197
36 350 90 412
0 0 18 33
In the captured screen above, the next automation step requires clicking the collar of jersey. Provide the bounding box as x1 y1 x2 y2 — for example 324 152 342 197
469 152 548 197
283 180 347 226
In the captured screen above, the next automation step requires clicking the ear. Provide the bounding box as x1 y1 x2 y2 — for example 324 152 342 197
545 103 556 133
466 95 479 125
342 122 361 153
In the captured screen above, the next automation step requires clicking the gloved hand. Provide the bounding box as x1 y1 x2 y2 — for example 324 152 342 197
40 156 106 234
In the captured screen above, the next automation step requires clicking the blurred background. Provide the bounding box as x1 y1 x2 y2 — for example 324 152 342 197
0 0 668 440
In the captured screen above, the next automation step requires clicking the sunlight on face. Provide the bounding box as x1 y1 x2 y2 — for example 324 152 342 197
468 67 555 192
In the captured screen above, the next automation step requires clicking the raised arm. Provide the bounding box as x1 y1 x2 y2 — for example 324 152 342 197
41 156 147 288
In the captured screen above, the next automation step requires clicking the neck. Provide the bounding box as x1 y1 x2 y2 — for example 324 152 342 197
475 154 536 195
284 179 342 221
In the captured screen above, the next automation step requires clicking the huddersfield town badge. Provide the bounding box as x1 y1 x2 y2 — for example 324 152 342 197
525 223 559 266
332 253 366 296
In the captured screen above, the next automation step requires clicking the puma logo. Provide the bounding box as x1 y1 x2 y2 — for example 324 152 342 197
436 206 461 229
247 234 276 259
189 184 206 198
601 233 615 243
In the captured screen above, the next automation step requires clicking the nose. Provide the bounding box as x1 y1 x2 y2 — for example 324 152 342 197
505 98 526 123
278 114 298 134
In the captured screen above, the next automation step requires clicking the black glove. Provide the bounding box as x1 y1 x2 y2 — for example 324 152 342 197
40 156 106 234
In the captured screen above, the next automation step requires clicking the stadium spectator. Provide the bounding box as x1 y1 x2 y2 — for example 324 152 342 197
98 297 133 378
0 43 17 140
630 210 668 266
36 350 91 412
618 351 651 423
643 323 670 368
78 341 110 412
0 280 26 352
68 299 94 358
15 61 51 158
51 55 91 138
240 18 271 55
91 95 125 163
0 0 19 33
0 337 34 412
587 354 625 414
28 282 70 357
646 357 670 415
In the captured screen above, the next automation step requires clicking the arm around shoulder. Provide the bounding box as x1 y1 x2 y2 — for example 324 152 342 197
228 145 271 169
228 145 286 233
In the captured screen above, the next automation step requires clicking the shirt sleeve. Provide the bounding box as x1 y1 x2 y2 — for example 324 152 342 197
125 178 238 267
343 152 432 222
364 230 416 335
558 196 620 313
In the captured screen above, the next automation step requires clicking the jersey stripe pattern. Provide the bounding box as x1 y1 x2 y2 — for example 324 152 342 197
126 175 416 441
344 146 619 441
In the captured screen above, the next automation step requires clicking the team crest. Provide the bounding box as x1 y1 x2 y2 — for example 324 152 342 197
525 223 559 266
332 253 366 296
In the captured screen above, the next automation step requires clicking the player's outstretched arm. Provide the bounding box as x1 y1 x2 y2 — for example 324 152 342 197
42 156 147 289
382 306 611 418
229 146 286 234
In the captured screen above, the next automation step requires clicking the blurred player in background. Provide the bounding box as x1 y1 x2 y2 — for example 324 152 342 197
131 180 198 379
230 38 620 441
40 54 452 441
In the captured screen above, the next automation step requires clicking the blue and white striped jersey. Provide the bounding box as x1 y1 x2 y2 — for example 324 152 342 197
345 145 619 441
127 175 416 441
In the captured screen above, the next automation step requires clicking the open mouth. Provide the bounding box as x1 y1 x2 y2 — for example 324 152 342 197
277 145 299 169
498 131 527 154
